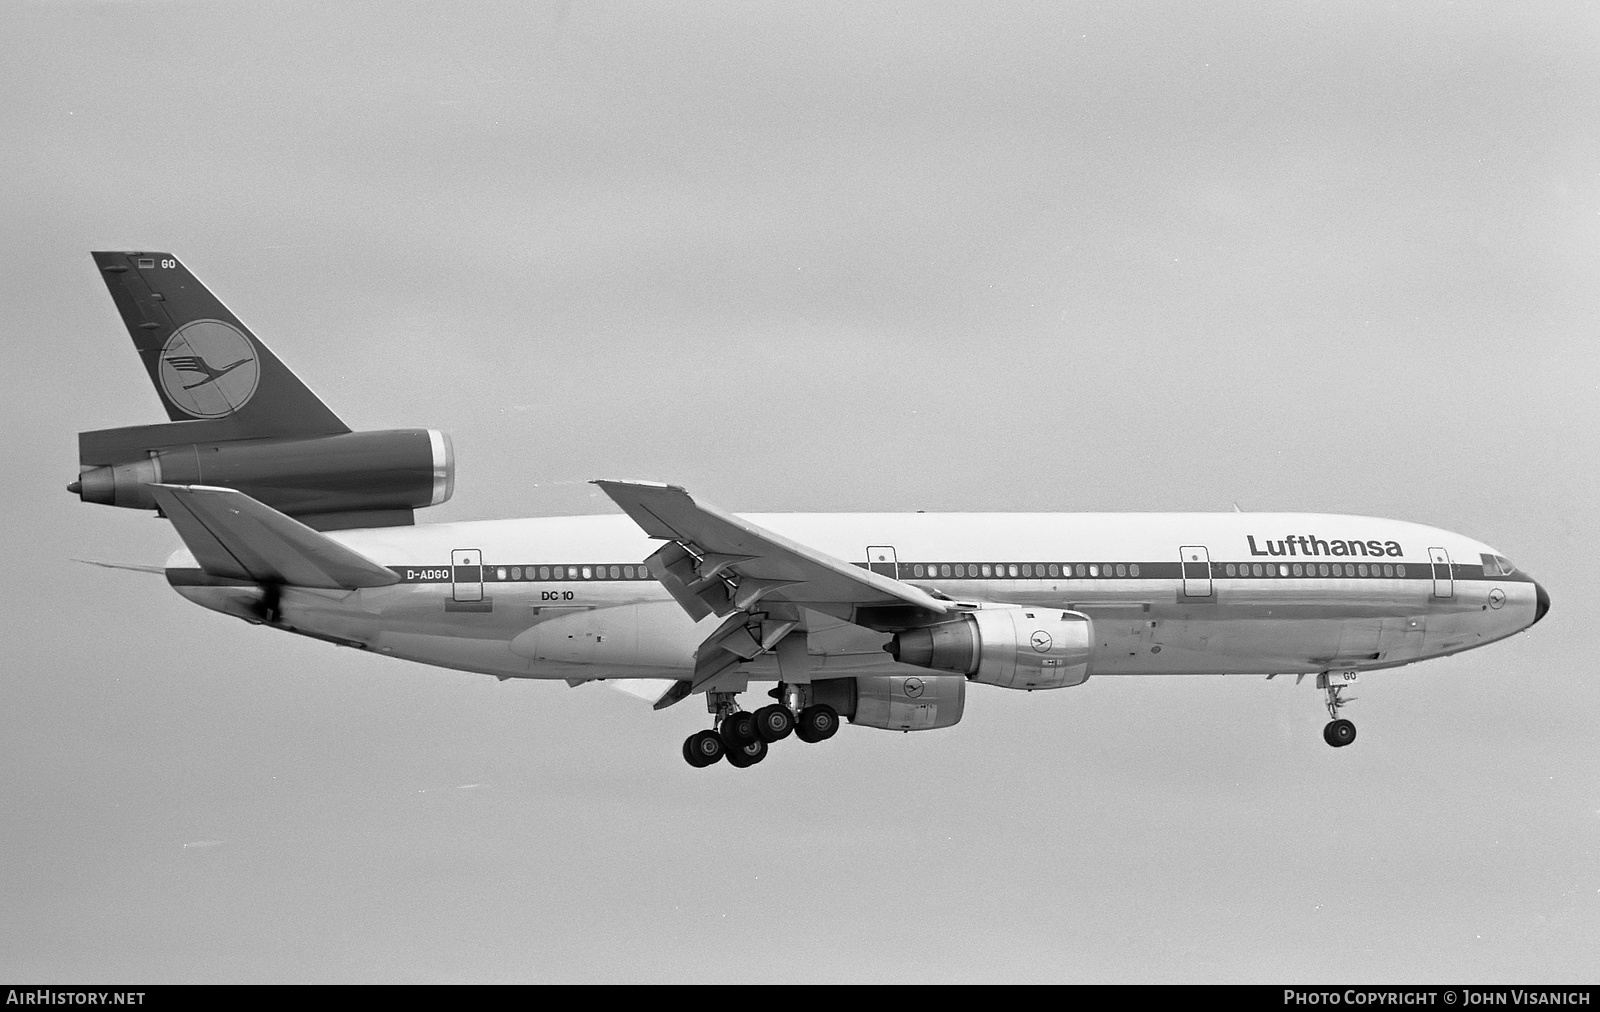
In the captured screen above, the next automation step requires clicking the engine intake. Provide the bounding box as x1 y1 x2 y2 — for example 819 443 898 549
887 607 1093 690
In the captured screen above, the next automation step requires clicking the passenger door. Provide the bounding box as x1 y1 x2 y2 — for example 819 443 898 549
866 546 899 579
1180 546 1212 598
452 548 483 603
1428 547 1453 599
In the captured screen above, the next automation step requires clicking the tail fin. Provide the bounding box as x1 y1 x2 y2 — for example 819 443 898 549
90 252 347 440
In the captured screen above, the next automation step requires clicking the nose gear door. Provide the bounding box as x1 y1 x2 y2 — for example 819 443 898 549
1428 547 1453 599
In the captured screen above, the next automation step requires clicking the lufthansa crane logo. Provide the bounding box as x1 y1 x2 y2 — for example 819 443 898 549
158 320 260 419
1487 587 1506 610
1030 630 1053 652
903 677 925 698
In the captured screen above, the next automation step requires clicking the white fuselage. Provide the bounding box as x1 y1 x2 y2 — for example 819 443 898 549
165 511 1542 687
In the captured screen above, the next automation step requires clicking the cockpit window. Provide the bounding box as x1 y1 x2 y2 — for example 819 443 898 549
1480 554 1517 577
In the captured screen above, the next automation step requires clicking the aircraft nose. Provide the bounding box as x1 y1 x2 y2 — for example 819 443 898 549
1533 582 1550 626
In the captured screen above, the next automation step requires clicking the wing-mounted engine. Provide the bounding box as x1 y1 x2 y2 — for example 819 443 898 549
593 481 954 705
886 606 1094 690
809 674 966 731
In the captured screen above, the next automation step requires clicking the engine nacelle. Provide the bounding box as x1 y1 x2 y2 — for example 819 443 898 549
808 674 965 731
887 607 1093 690
73 427 453 529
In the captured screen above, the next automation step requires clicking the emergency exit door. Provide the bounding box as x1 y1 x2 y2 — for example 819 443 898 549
452 549 483 602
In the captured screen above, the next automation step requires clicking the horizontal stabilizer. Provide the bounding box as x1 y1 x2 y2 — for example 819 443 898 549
149 484 399 589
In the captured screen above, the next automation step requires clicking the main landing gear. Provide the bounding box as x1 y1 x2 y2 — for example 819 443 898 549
681 685 838 768
1318 671 1358 748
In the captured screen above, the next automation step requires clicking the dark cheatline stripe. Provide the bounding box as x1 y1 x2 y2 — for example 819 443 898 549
377 559 1524 584
390 563 659 584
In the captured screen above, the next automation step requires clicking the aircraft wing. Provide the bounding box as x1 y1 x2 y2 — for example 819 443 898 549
594 480 951 622
149 484 400 590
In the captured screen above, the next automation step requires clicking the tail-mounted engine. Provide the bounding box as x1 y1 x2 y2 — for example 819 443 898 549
72 426 453 531
886 606 1093 690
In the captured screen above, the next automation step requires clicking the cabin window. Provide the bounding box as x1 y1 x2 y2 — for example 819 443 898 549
1047 564 1059 577
1089 565 1099 577
1115 564 1126 577
1129 564 1140 577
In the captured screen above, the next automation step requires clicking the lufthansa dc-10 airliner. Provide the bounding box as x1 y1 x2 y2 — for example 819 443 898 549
72 252 1549 767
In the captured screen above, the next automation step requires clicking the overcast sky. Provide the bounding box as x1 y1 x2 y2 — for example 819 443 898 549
2 1 1597 983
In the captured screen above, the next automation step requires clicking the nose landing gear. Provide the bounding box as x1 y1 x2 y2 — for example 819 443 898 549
1318 671 1358 748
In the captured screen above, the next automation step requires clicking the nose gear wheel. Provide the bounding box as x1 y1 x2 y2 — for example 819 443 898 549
1323 718 1357 747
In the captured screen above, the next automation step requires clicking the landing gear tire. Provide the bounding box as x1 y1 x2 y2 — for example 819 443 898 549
753 703 795 743
683 730 725 768
1323 718 1357 748
724 737 769 768
794 704 840 744
720 711 757 750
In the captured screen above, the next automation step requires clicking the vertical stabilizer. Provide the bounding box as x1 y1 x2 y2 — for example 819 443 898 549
91 251 348 440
